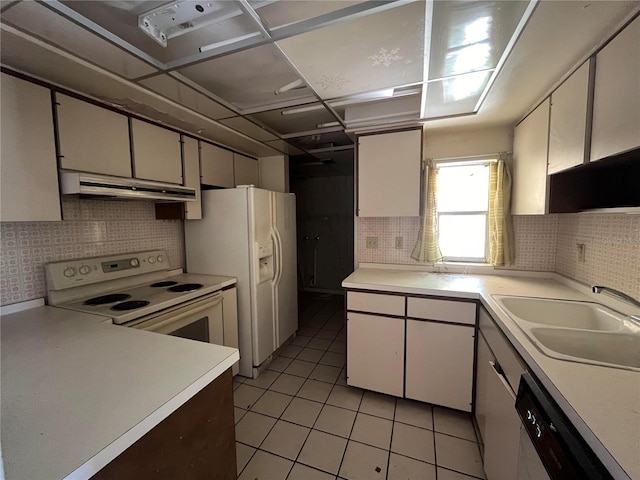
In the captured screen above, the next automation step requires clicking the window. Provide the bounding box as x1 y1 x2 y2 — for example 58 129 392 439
436 161 491 262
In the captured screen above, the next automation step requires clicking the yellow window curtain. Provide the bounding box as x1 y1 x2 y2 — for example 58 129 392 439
488 153 515 266
411 160 443 263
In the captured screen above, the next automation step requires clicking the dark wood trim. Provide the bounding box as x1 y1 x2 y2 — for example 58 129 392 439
92 368 236 480
346 309 405 320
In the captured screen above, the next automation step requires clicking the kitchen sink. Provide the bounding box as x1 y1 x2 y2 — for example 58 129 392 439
531 328 640 369
494 296 624 330
493 295 640 371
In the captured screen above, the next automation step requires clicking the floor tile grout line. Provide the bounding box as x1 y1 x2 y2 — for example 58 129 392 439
385 397 398 480
432 404 439 480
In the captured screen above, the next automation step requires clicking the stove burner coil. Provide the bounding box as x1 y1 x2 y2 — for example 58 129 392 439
110 300 150 311
168 283 203 293
84 293 131 305
151 281 179 287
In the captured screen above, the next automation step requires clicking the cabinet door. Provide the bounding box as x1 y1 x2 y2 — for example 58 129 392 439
1 74 61 221
590 16 640 161
482 361 520 480
131 119 182 184
548 60 591 174
512 98 550 215
358 129 421 217
405 320 474 411
56 93 131 177
222 287 239 376
200 142 234 187
347 312 404 397
474 333 495 445
234 153 259 187
182 136 202 220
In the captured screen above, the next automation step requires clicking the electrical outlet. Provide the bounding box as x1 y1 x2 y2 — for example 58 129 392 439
366 236 378 249
395 236 403 249
577 243 586 263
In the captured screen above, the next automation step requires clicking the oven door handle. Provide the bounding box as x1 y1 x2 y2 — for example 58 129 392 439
136 293 223 332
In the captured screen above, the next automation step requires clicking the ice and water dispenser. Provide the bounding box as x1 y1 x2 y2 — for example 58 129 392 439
256 241 274 284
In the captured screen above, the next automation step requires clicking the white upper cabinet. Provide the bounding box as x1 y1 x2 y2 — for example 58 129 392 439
1 73 61 221
357 129 422 217
182 136 202 220
512 98 550 215
56 93 131 178
234 153 259 187
131 119 182 184
200 142 234 187
548 60 592 174
590 16 640 161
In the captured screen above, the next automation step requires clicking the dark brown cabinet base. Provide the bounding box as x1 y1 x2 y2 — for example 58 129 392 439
93 368 236 480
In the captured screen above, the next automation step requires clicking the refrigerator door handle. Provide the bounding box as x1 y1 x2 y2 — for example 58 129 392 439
270 228 283 287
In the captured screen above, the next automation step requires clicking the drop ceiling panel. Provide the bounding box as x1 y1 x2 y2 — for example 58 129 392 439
178 43 316 110
288 131 354 151
219 116 279 142
250 104 338 135
264 139 306 156
1 1 157 79
276 2 426 99
428 1 528 80
139 74 235 119
256 1 365 29
62 0 261 63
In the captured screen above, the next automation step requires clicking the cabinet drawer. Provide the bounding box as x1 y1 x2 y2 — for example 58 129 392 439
407 297 476 325
479 307 525 391
347 292 404 316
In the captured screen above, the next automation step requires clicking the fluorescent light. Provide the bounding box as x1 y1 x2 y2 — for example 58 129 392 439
316 121 341 128
281 104 325 116
275 79 306 95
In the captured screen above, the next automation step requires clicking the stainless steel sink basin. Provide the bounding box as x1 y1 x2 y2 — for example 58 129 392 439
531 328 640 369
494 296 624 331
493 295 640 371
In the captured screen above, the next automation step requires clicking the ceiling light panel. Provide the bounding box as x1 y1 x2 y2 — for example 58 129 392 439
178 43 316 110
249 104 338 135
423 70 492 118
218 116 279 142
276 1 426 99
61 1 262 63
428 1 529 80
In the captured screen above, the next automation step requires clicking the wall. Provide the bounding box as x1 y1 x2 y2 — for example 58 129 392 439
0 197 184 306
292 175 354 292
357 215 558 272
356 213 639 298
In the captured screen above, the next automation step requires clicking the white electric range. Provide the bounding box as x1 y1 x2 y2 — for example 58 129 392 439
45 251 237 346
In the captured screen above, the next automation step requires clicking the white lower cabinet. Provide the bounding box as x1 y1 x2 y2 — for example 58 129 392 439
405 320 474 412
483 361 521 480
347 312 404 397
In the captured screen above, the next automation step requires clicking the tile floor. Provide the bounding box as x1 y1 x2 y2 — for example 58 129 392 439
233 293 486 480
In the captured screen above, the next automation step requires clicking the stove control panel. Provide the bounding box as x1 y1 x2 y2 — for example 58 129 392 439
45 250 170 291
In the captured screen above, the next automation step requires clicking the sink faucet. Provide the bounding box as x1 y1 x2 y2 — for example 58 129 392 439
592 286 640 322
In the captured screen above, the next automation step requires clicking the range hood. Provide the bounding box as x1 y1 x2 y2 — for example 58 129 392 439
59 170 196 202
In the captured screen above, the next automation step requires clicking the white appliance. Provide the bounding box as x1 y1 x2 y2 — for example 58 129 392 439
185 186 298 378
45 250 239 374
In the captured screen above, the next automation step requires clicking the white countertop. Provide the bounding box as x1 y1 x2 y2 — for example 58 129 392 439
1 305 239 480
343 266 640 480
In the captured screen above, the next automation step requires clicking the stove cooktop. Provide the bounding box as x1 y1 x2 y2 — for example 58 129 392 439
52 273 235 324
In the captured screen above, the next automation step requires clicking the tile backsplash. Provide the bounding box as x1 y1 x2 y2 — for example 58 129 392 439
0 198 184 306
357 213 639 298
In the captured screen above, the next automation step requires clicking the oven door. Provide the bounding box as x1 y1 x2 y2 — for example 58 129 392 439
128 292 223 344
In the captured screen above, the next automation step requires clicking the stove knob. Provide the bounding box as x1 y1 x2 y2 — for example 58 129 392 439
157 255 164 263
63 267 76 278
148 256 156 264
79 265 91 275
130 258 140 267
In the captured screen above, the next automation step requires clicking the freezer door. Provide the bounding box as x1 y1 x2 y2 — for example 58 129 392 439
273 192 298 347
249 187 277 367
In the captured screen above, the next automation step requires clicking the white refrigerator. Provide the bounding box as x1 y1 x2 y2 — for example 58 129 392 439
185 186 298 378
